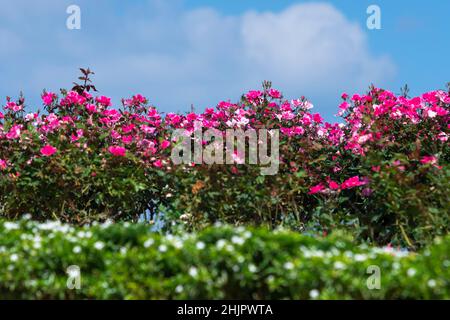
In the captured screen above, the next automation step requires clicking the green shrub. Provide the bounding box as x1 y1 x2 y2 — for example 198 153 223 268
309 164 450 249
159 85 450 248
0 218 448 299
1 76 449 247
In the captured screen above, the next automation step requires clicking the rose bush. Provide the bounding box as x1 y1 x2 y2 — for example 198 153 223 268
161 83 449 248
0 72 172 224
0 72 448 247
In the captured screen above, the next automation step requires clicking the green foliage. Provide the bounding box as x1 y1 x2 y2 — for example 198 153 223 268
0 218 448 299
162 165 314 231
0 144 154 223
309 165 450 249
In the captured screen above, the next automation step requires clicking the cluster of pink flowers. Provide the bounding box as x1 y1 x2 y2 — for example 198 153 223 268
308 176 369 195
339 88 449 155
0 84 448 196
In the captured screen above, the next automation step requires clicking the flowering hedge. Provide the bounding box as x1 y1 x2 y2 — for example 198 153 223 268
0 218 448 299
0 72 449 247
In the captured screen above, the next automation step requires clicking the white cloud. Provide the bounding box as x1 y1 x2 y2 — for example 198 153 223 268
240 3 395 91
92 2 395 113
0 1 396 117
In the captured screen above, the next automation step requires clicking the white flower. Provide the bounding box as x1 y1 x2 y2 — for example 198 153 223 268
73 246 82 254
10 253 19 262
101 220 113 229
231 236 245 245
196 241 206 250
284 262 294 270
242 231 252 239
313 250 325 258
309 289 320 299
20 234 30 240
59 225 71 233
407 268 416 277
216 239 227 250
225 244 234 252
144 238 154 248
331 248 340 256
427 279 436 288
4 222 19 230
158 244 167 253
37 221 61 231
94 241 105 250
248 264 257 273
188 267 198 277
175 285 184 293
354 254 367 262
171 238 183 249
334 261 346 270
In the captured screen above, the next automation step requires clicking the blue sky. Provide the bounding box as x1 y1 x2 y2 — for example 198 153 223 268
0 0 448 120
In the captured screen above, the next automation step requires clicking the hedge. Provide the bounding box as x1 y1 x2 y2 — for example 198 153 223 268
0 217 448 299
2 74 449 248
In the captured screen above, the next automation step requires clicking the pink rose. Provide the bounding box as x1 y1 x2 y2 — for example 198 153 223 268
86 104 97 113
268 89 281 99
308 184 325 195
40 145 57 157
42 92 56 106
160 140 170 150
153 159 162 167
96 96 112 107
108 146 126 157
0 159 7 170
341 176 368 190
